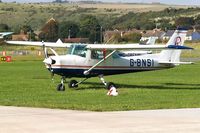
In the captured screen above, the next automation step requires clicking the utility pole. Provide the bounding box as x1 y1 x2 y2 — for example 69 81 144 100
68 29 71 39
29 30 32 41
100 26 103 43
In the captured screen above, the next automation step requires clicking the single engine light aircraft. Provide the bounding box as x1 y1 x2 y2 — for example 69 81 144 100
6 28 193 91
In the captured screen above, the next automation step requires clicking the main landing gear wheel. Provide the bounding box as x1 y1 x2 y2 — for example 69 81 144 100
57 83 65 91
68 80 78 88
106 82 116 90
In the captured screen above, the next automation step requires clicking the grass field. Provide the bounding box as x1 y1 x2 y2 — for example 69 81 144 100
0 58 200 111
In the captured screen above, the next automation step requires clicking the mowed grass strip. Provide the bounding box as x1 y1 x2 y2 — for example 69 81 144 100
0 60 199 111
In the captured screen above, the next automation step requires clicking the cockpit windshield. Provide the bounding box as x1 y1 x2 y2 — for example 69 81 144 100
68 44 87 57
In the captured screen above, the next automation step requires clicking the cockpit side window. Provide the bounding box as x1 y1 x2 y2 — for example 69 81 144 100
68 45 87 57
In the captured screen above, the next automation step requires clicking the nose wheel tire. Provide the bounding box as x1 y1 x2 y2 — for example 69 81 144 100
68 80 78 88
57 83 65 91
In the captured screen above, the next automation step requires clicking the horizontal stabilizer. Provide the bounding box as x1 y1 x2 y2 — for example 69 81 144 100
167 45 193 50
158 61 194 65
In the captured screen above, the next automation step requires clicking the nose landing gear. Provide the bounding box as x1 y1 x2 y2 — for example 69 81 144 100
57 76 66 91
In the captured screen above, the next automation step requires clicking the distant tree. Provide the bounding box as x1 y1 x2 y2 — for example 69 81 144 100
20 25 36 41
123 32 142 43
194 25 200 32
195 15 200 25
175 17 194 29
39 18 59 42
0 24 10 32
79 15 101 43
20 25 33 34
159 23 176 31
95 24 103 43
59 21 80 39
0 0 2 3
155 19 176 31
112 12 136 25
142 22 156 30
133 24 141 30
163 8 178 14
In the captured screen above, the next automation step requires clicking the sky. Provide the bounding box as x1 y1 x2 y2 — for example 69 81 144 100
1 0 200 6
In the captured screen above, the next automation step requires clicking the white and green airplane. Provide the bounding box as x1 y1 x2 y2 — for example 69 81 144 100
6 28 193 93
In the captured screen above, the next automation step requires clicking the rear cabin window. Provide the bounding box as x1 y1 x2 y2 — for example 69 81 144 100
91 50 104 59
91 50 121 59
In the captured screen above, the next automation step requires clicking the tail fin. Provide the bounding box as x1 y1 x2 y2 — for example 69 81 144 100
159 28 187 63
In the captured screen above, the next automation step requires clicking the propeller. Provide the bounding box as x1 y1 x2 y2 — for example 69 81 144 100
42 41 58 82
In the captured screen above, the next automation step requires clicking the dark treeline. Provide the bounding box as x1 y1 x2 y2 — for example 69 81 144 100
111 7 200 30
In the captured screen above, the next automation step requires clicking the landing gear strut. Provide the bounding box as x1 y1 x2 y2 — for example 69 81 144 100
99 75 117 90
56 77 89 91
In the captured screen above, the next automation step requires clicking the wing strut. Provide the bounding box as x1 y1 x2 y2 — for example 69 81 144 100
83 50 116 75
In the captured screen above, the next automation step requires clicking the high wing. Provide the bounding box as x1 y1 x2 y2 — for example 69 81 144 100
6 39 72 48
86 44 193 50
86 44 165 50
6 40 193 50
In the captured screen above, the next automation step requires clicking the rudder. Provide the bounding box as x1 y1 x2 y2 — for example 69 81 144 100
160 28 187 63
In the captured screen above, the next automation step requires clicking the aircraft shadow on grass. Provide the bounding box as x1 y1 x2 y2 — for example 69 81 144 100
75 82 200 90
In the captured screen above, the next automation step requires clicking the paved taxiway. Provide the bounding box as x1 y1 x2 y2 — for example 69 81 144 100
0 106 200 133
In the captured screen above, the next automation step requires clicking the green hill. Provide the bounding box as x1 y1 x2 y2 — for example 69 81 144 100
0 3 192 32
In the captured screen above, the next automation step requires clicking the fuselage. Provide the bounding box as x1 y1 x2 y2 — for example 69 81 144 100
45 45 174 78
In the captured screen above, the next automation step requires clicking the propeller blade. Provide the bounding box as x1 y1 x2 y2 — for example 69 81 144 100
50 48 59 56
41 41 57 82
